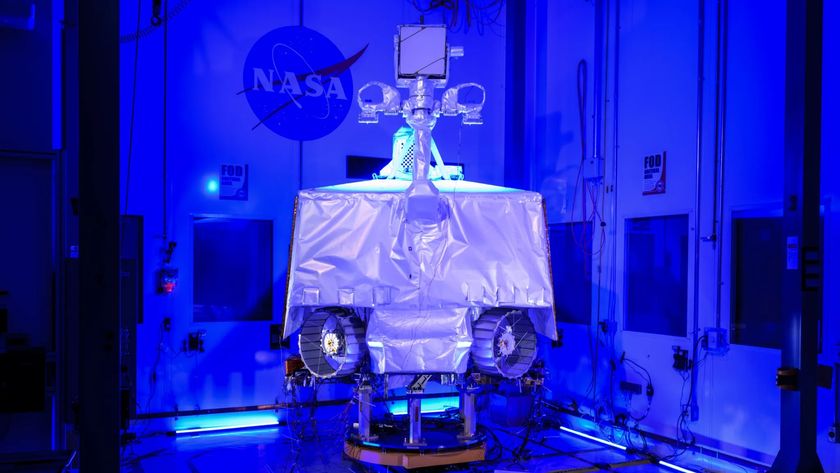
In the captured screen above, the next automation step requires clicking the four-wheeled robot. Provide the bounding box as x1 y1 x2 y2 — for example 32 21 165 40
281 24 557 468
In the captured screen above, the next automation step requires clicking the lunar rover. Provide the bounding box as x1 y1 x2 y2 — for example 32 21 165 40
280 24 557 468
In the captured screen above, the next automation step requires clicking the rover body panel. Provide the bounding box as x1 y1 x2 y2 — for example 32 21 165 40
282 179 556 375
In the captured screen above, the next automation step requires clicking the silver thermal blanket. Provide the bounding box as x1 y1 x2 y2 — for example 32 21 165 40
283 179 556 374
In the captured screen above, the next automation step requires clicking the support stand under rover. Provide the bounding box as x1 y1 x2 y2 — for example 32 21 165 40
344 376 486 469
343 24 490 469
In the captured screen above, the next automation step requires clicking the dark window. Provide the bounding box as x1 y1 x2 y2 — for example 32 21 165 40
193 217 273 322
730 216 823 349
346 156 389 179
120 215 143 325
731 217 783 348
346 155 466 180
549 222 593 325
625 215 689 337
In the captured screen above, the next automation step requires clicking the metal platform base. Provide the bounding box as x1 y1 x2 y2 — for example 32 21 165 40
344 421 486 469
343 441 485 469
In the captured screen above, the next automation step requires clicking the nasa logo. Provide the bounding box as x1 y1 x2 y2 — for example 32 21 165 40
240 26 367 141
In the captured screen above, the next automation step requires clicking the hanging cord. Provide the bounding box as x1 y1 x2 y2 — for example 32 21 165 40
571 59 605 259
162 0 169 241
574 58 603 418
120 0 144 444
607 0 621 407
571 59 588 249
120 0 192 43
512 386 543 461
409 0 504 35
124 0 143 215
663 335 708 462
608 0 623 438
598 0 615 426
573 60 600 407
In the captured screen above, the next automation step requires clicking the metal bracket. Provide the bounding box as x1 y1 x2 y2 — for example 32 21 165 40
777 367 799 391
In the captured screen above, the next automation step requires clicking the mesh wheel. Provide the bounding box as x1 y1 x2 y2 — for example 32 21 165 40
299 307 365 378
471 308 537 378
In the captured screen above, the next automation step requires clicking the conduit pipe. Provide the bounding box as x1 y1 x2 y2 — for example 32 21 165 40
689 0 706 422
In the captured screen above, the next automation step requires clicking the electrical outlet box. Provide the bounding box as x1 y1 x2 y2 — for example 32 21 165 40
690 403 700 422
703 327 729 355
672 346 691 372
598 319 617 335
583 155 603 181
613 409 630 426
184 330 206 353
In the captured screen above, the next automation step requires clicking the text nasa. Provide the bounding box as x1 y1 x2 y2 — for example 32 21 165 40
253 69 347 100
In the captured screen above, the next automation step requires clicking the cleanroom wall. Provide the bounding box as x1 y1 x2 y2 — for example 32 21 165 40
119 0 508 427
534 0 839 468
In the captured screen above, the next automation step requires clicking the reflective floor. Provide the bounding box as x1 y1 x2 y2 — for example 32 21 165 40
120 417 760 473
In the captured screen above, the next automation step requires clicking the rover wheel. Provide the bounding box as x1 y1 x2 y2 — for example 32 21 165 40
471 308 537 378
299 307 365 378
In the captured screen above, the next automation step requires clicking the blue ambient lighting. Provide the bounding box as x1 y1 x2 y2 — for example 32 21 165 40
559 426 627 451
658 460 696 473
559 426 697 472
174 421 278 435
387 396 460 416
317 179 522 194
206 179 219 193
173 412 279 435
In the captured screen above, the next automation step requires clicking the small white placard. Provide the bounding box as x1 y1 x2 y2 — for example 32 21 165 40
786 236 799 270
